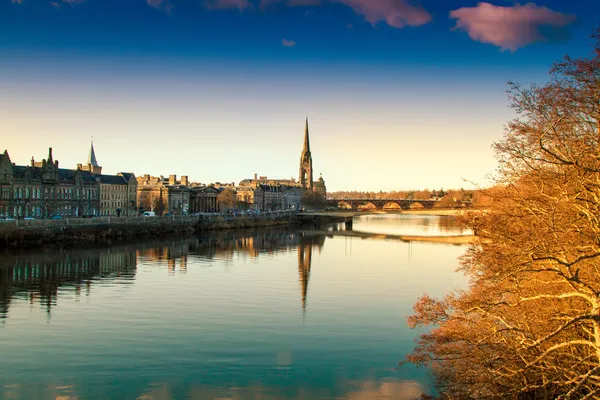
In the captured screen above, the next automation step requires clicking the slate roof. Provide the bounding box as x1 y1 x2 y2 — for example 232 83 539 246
118 172 135 181
99 174 127 184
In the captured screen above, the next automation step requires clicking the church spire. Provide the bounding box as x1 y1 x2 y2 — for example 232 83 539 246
83 139 102 174
303 116 310 153
299 117 314 190
87 140 99 167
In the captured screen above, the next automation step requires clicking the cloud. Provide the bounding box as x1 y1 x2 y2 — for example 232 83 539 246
12 0 24 4
259 0 320 9
260 0 431 28
450 2 576 51
204 0 253 11
334 0 431 28
282 38 296 46
46 0 85 8
147 0 175 13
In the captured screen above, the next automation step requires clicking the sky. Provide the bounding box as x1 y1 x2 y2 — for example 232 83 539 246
1 0 598 192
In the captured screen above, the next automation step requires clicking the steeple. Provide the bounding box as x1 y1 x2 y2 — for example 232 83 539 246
303 116 310 153
47 147 53 164
82 140 102 174
299 117 313 190
88 141 99 167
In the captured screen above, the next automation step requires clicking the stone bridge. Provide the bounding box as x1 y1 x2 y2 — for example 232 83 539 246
327 198 437 210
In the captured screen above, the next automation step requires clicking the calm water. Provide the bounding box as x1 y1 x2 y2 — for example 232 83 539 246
0 214 468 400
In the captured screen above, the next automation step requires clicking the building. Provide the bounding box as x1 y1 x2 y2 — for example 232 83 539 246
190 185 220 213
97 173 138 217
137 174 192 215
238 118 327 209
77 143 138 217
0 148 100 218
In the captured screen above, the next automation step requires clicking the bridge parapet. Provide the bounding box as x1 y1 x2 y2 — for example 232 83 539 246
331 198 437 210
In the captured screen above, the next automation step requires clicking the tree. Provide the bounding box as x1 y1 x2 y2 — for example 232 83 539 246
404 29 600 399
152 196 165 216
138 190 151 211
217 188 236 211
302 190 326 209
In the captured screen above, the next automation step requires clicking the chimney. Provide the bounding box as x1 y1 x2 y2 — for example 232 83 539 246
77 163 82 170
31 157 35 167
169 174 177 185
254 173 257 180
181 175 189 186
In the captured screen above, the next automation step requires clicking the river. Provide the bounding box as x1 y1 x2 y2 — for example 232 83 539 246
0 214 469 400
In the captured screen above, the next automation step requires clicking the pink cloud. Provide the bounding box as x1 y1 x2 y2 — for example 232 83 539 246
450 2 576 51
260 0 431 28
334 0 431 28
147 0 175 13
282 38 296 46
204 0 252 11
259 0 320 9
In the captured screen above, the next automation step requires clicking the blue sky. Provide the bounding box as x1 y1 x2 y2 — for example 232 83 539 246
1 0 598 191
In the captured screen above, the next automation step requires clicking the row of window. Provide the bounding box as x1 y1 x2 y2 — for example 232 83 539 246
101 193 131 201
0 186 98 200
0 205 98 218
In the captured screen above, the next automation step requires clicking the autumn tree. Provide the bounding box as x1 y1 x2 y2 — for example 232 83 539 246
151 196 165 215
404 29 600 399
217 187 236 211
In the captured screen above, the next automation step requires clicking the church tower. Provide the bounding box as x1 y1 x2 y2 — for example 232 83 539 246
80 141 102 175
299 117 313 190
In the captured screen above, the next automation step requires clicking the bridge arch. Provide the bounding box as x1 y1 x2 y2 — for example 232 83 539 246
410 202 425 209
382 202 401 210
338 201 352 210
357 202 377 211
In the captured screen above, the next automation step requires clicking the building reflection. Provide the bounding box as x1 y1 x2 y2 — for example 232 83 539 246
0 228 329 320
0 245 138 320
135 228 326 312
298 233 325 314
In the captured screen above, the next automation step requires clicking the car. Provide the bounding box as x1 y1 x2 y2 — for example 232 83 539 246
23 217 35 220
143 211 156 217
0 217 15 222
50 215 63 220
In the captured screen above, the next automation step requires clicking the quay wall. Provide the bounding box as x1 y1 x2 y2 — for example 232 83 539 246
0 212 301 248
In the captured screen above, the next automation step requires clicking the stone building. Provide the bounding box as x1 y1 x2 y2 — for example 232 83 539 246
77 143 137 217
238 118 326 209
0 148 100 218
137 174 192 215
98 173 138 217
190 185 220 213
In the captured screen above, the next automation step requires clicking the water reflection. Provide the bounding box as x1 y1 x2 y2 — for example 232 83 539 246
0 229 327 321
354 214 471 236
0 246 137 321
0 217 468 400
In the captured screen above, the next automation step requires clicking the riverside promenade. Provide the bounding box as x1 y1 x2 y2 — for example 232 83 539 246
0 211 300 248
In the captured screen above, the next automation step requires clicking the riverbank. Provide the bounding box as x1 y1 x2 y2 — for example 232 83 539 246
0 212 299 248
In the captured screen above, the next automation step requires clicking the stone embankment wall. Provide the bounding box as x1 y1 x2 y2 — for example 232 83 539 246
196 212 296 232
0 212 299 248
0 216 198 248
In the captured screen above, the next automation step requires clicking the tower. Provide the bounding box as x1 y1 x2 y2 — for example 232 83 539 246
299 117 313 190
81 141 102 175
